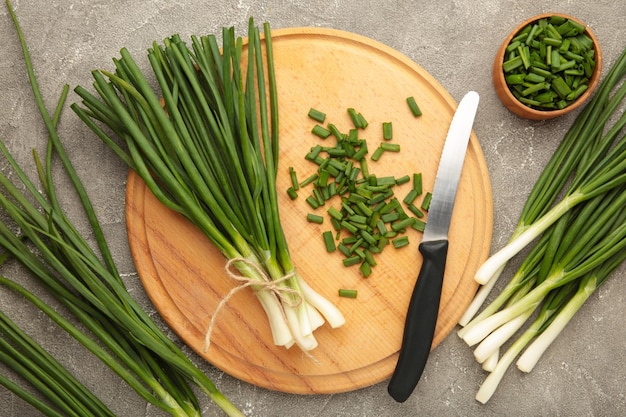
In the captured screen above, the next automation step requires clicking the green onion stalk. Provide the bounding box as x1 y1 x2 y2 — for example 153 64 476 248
459 180 624 341
3 1 244 415
473 133 626 285
0 285 115 417
514 253 623 373
459 47 626 326
473 281 578 404
467 190 626 403
71 20 345 352
456 45 626 403
473 244 626 404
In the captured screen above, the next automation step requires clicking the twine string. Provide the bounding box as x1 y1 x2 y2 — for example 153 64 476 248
203 257 300 352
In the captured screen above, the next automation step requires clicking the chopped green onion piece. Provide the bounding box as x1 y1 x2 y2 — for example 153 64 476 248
327 206 343 221
341 220 359 235
380 143 400 152
328 123 344 141
411 219 427 232
421 192 433 211
392 236 410 248
338 289 358 298
357 112 369 129
550 49 561 71
352 145 368 161
349 214 368 224
379 198 399 214
503 55 523 72
307 213 324 224
322 230 336 252
359 158 369 178
356 201 373 218
407 203 425 218
306 145 323 161
342 255 361 267
522 82 550 96
313 187 325 205
306 196 320 209
413 173 423 194
300 173 319 187
403 189 419 205
382 122 393 140
360 230 377 246
364 250 377 266
317 169 330 187
376 176 396 187
359 261 372 277
406 96 422 117
525 23 540 45
525 72 546 83
552 76 572 98
376 219 388 235
289 166 299 190
392 217 416 232
517 45 531 69
381 212 400 222
395 175 410 185
311 124 331 139
506 73 527 85
506 40 521 53
347 108 361 128
349 238 365 253
371 146 385 161
542 37 562 47
566 84 588 101
308 107 326 123
530 66 553 79
353 247 366 259
337 243 351 257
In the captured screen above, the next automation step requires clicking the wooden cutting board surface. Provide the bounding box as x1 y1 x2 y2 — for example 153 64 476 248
125 27 493 395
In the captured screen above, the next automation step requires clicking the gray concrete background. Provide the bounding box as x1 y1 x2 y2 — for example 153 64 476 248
1 0 625 416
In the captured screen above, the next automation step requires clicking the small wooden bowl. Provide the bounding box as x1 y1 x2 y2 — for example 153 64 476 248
493 13 602 120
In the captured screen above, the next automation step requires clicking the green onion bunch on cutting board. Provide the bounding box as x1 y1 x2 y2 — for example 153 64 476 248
72 20 346 353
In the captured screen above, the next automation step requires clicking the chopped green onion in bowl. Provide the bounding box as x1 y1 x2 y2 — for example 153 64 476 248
493 13 602 120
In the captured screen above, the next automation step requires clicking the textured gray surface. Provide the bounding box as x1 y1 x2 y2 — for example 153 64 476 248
1 1 625 416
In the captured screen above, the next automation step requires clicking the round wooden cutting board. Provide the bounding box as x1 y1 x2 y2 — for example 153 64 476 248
125 27 493 395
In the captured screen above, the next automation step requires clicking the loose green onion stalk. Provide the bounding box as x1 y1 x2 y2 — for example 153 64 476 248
2 1 243 415
458 45 626 403
0 269 114 417
71 20 345 352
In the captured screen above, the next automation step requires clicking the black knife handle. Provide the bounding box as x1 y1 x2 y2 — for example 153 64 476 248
387 239 448 402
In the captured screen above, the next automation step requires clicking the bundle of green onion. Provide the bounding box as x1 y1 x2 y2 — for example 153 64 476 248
2 2 243 415
458 45 626 403
71 20 345 352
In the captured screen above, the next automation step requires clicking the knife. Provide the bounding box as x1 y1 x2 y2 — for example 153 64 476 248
388 91 480 402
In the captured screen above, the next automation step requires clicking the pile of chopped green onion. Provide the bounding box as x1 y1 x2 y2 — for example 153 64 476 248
459 45 626 403
503 15 597 110
289 106 431 278
1 2 243 415
71 19 345 352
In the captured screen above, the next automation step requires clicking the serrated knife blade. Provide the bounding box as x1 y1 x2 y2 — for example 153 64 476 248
388 91 480 402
